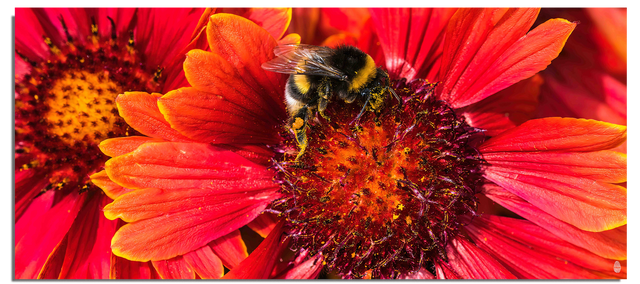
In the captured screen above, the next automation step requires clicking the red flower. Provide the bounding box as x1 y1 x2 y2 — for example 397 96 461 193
96 8 626 279
14 7 212 279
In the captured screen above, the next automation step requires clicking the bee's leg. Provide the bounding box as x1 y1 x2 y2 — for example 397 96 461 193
318 97 329 120
351 89 372 125
318 80 332 121
291 105 309 160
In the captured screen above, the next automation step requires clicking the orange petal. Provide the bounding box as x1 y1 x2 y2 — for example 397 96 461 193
104 142 276 192
205 13 287 115
151 256 195 279
247 213 278 238
182 245 224 279
279 33 301 45
107 187 275 261
115 92 194 142
158 87 282 145
243 8 291 40
479 117 627 153
99 136 164 157
483 183 626 260
90 170 132 200
209 230 248 270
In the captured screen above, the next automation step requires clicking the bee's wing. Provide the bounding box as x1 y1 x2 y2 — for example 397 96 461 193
262 44 346 80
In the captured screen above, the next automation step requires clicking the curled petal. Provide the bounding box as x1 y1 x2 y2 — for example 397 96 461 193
397 268 436 279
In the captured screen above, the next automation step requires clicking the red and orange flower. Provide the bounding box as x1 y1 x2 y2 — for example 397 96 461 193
87 8 624 279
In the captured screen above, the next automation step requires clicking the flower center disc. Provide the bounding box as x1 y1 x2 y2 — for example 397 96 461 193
273 80 486 278
15 28 159 189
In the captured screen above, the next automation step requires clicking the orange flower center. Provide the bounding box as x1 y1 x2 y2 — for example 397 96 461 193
272 79 486 278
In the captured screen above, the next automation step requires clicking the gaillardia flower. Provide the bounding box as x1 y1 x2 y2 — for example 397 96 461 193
96 8 626 279
14 7 212 278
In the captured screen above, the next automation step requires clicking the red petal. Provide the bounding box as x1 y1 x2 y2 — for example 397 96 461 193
370 8 457 81
209 230 248 270
275 255 323 279
55 194 116 279
465 215 623 278
204 13 287 117
99 136 164 157
90 170 132 200
460 74 542 136
483 150 626 183
15 190 54 252
444 236 517 279
116 92 194 142
15 169 50 220
134 8 205 79
223 221 288 279
158 87 282 144
104 142 276 192
440 9 576 108
15 192 86 279
483 183 626 260
484 166 625 232
434 261 459 279
151 256 195 279
182 245 224 279
15 8 50 60
111 252 157 279
479 117 627 153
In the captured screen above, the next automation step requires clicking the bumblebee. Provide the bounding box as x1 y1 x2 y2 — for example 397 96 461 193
262 44 400 158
